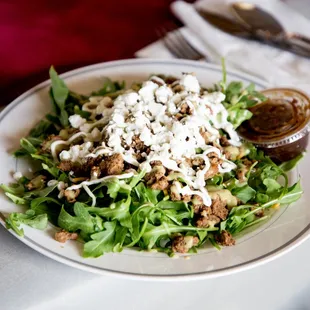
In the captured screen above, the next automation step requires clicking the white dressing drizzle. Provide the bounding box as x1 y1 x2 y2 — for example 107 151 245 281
66 172 134 191
52 74 241 206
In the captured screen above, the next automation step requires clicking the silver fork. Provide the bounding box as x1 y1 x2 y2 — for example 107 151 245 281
156 26 207 61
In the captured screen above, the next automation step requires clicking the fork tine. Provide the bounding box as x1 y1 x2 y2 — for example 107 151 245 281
157 27 186 59
174 30 205 60
157 26 206 61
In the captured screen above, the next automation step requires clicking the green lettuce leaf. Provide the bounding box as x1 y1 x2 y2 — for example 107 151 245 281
83 221 117 258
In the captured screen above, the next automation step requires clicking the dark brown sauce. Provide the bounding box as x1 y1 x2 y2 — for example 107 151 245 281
238 88 310 162
239 98 302 142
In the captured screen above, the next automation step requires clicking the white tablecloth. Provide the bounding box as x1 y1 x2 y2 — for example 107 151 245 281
2 1 310 309
2 224 310 310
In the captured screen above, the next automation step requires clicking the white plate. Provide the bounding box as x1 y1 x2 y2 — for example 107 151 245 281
0 59 309 281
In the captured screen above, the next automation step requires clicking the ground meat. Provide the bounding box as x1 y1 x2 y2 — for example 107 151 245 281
196 215 220 228
41 135 62 153
150 176 169 190
145 165 166 184
174 113 183 120
171 235 199 253
86 156 103 168
90 166 101 179
150 160 162 167
182 194 192 203
191 157 204 169
171 84 185 93
170 189 181 201
204 164 219 179
195 196 228 227
55 230 78 243
64 189 80 203
145 165 169 190
204 155 223 180
192 194 203 206
211 196 228 220
163 76 178 84
179 103 193 115
200 128 212 144
100 153 124 176
58 160 75 172
132 135 145 151
131 135 150 162
215 231 235 246
193 204 212 216
251 207 265 218
220 135 231 147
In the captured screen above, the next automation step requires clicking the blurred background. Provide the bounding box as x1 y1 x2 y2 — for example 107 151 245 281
1 0 310 106
0 0 194 105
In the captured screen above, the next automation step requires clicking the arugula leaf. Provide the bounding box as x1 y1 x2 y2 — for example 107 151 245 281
5 192 27 205
30 197 61 224
20 138 37 154
263 178 282 196
134 182 161 205
83 221 117 258
218 59 266 129
91 78 125 97
42 163 60 178
279 154 304 172
87 195 132 228
29 120 54 138
113 226 128 252
23 183 58 198
6 210 48 237
232 185 256 203
105 179 121 199
49 66 69 127
227 108 252 129
58 202 98 234
128 204 152 247
49 66 69 110
0 183 25 195
278 181 303 205
142 223 218 249
73 105 91 119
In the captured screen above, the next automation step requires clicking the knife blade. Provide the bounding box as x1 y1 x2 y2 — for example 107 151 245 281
197 8 310 59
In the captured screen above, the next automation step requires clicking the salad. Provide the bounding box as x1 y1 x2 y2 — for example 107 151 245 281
1 64 303 257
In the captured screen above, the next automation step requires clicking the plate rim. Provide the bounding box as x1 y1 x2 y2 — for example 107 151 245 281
1 58 308 281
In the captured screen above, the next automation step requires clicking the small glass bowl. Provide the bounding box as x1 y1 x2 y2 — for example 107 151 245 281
238 88 310 162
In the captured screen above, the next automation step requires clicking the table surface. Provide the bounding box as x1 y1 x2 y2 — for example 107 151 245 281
2 1 310 309
2 224 310 310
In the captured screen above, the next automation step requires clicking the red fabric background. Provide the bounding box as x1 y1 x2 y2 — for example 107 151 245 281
0 0 193 106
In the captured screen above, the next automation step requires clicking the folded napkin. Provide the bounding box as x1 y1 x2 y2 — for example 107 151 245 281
136 0 310 92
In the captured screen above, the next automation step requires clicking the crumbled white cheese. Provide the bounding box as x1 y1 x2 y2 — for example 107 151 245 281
155 86 173 104
69 114 87 129
51 73 241 205
180 74 200 93
59 141 93 163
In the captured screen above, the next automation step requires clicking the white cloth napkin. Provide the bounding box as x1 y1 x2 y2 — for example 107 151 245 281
136 0 310 92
